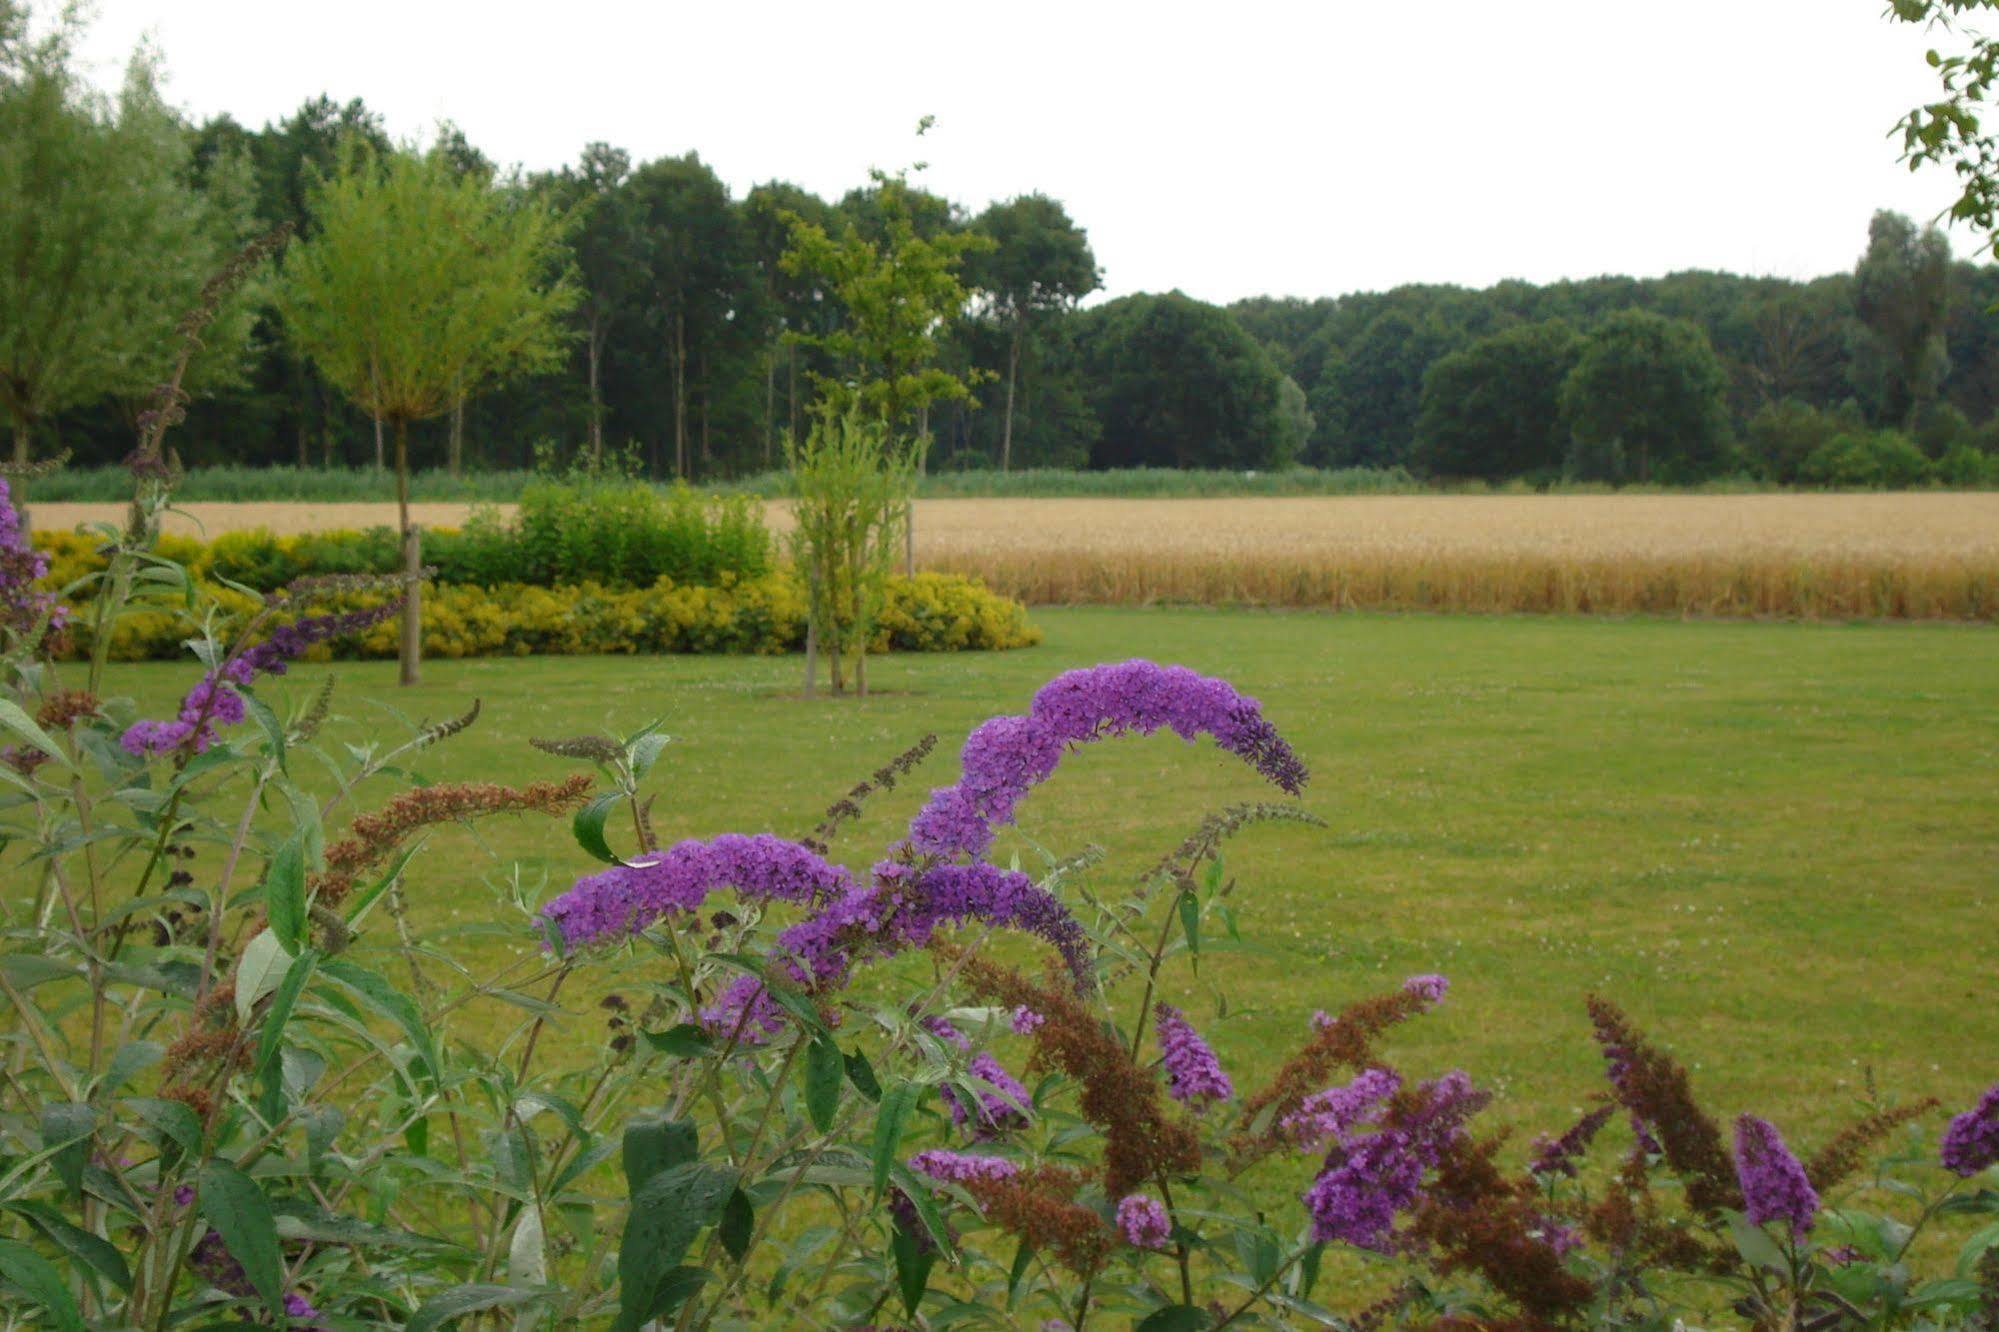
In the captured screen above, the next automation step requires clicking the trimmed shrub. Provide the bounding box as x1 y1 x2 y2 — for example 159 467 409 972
1799 431 1934 489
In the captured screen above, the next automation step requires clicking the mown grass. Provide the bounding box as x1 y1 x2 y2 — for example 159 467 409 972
102 606 1999 1153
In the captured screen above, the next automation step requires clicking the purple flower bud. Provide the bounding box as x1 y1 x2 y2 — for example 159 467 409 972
1942 1082 1999 1177
907 1150 1019 1183
1154 1004 1232 1106
1734 1114 1819 1239
1116 1193 1171 1249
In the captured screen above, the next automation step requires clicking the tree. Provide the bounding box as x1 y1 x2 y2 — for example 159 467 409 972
1072 292 1290 469
548 142 635 467
0 7 263 478
1854 211 1953 424
623 153 754 478
1324 309 1464 468
965 194 1099 470
1890 0 1999 255
282 143 574 684
743 181 834 465
780 163 991 435
1414 321 1583 481
1558 311 1731 483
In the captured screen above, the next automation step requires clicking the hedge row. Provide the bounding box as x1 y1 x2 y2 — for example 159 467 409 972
57 569 1040 662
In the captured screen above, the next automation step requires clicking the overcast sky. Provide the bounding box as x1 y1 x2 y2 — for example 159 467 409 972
67 0 1979 303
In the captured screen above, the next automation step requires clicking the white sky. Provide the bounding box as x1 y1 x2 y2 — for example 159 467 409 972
68 0 1982 303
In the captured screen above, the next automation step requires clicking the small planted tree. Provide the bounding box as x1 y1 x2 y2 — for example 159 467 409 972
281 141 573 684
786 406 914 697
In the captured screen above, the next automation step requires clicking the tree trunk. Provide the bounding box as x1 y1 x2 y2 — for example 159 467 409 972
394 418 421 688
855 640 866 699
448 384 464 476
373 416 385 472
587 314 605 469
672 310 688 479
700 384 711 476
11 416 26 467
1001 320 1022 472
786 346 799 442
296 423 308 469
764 350 776 469
10 417 28 524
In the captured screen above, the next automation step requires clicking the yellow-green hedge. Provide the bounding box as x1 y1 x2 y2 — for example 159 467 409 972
53 566 1039 663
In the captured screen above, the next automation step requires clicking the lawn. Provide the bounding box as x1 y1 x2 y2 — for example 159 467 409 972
102 606 1999 1156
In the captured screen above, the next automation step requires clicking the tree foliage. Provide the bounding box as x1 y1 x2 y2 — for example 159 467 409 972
1558 310 1732 483
1415 320 1583 481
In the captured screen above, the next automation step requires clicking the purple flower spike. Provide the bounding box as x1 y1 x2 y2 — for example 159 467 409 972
1116 1194 1172 1250
1942 1082 1999 1177
0 478 65 647
1282 1067 1401 1147
1154 1004 1232 1106
1734 1114 1819 1239
540 834 856 949
1401 974 1449 1007
1301 1070 1483 1252
906 660 1307 860
907 1150 1019 1183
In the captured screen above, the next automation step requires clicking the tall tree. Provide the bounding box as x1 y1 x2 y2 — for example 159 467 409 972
744 181 835 464
1558 310 1731 483
0 7 263 478
557 143 635 466
965 194 1100 470
623 153 753 478
1414 320 1583 480
282 143 574 683
1073 292 1289 469
1854 210 1953 424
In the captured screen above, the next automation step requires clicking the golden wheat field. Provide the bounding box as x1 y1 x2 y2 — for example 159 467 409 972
31 492 1999 619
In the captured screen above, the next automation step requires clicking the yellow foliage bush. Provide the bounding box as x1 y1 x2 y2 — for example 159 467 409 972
52 568 1038 664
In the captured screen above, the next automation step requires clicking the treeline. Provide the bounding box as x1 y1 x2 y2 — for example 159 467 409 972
8 11 1999 485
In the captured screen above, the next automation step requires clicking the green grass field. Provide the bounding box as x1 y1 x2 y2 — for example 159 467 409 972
108 607 1999 1153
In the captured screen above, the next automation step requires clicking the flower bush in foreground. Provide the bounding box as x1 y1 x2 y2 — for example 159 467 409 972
1 373 1996 1329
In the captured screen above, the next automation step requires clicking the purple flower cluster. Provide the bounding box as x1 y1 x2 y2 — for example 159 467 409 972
925 1018 1033 1136
1011 1006 1044 1036
0 481 64 647
1733 1114 1819 1239
539 834 855 949
1116 1193 1171 1249
1282 1067 1402 1146
120 602 400 756
1301 1070 1484 1252
1402 974 1449 1007
1154 1004 1233 1106
907 1149 1019 1183
1941 1081 1999 1177
906 660 1307 860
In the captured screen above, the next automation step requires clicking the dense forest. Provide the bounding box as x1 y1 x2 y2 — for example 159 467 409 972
12 63 1999 486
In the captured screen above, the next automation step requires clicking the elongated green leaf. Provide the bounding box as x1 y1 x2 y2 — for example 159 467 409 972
234 929 293 1024
255 948 319 1120
196 1160 287 1324
319 959 440 1086
1178 889 1201 959
572 793 625 865
641 1023 713 1058
628 730 672 780
621 1115 697 1193
0 701 69 771
38 1103 93 1201
125 1096 202 1162
243 691 286 766
100 1040 164 1096
4 1201 130 1292
718 1188 753 1263
0 1239 82 1332
891 1227 934 1317
343 837 427 927
407 1283 544 1332
1136 1305 1215 1331
803 1036 843 1133
615 1162 735 1332
264 836 308 956
844 1047 882 1102
872 1082 918 1196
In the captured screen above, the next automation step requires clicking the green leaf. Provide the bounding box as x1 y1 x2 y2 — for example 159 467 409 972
125 1096 202 1163
3 1201 131 1292
872 1081 919 1196
628 730 672 780
803 1036 843 1133
1136 1305 1215 1331
343 837 427 927
0 700 70 771
844 1047 882 1102
407 1284 544 1332
38 1102 93 1201
621 1114 697 1193
891 1227 934 1317
885 1166 957 1262
615 1163 735 1332
234 929 294 1024
196 1160 287 1325
0 1239 83 1332
572 792 626 865
263 836 308 956
641 1023 713 1058
1727 1212 1787 1272
1178 889 1201 958
242 691 286 766
719 1187 753 1263
99 1040 164 1097
319 959 441 1086
254 948 319 1121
